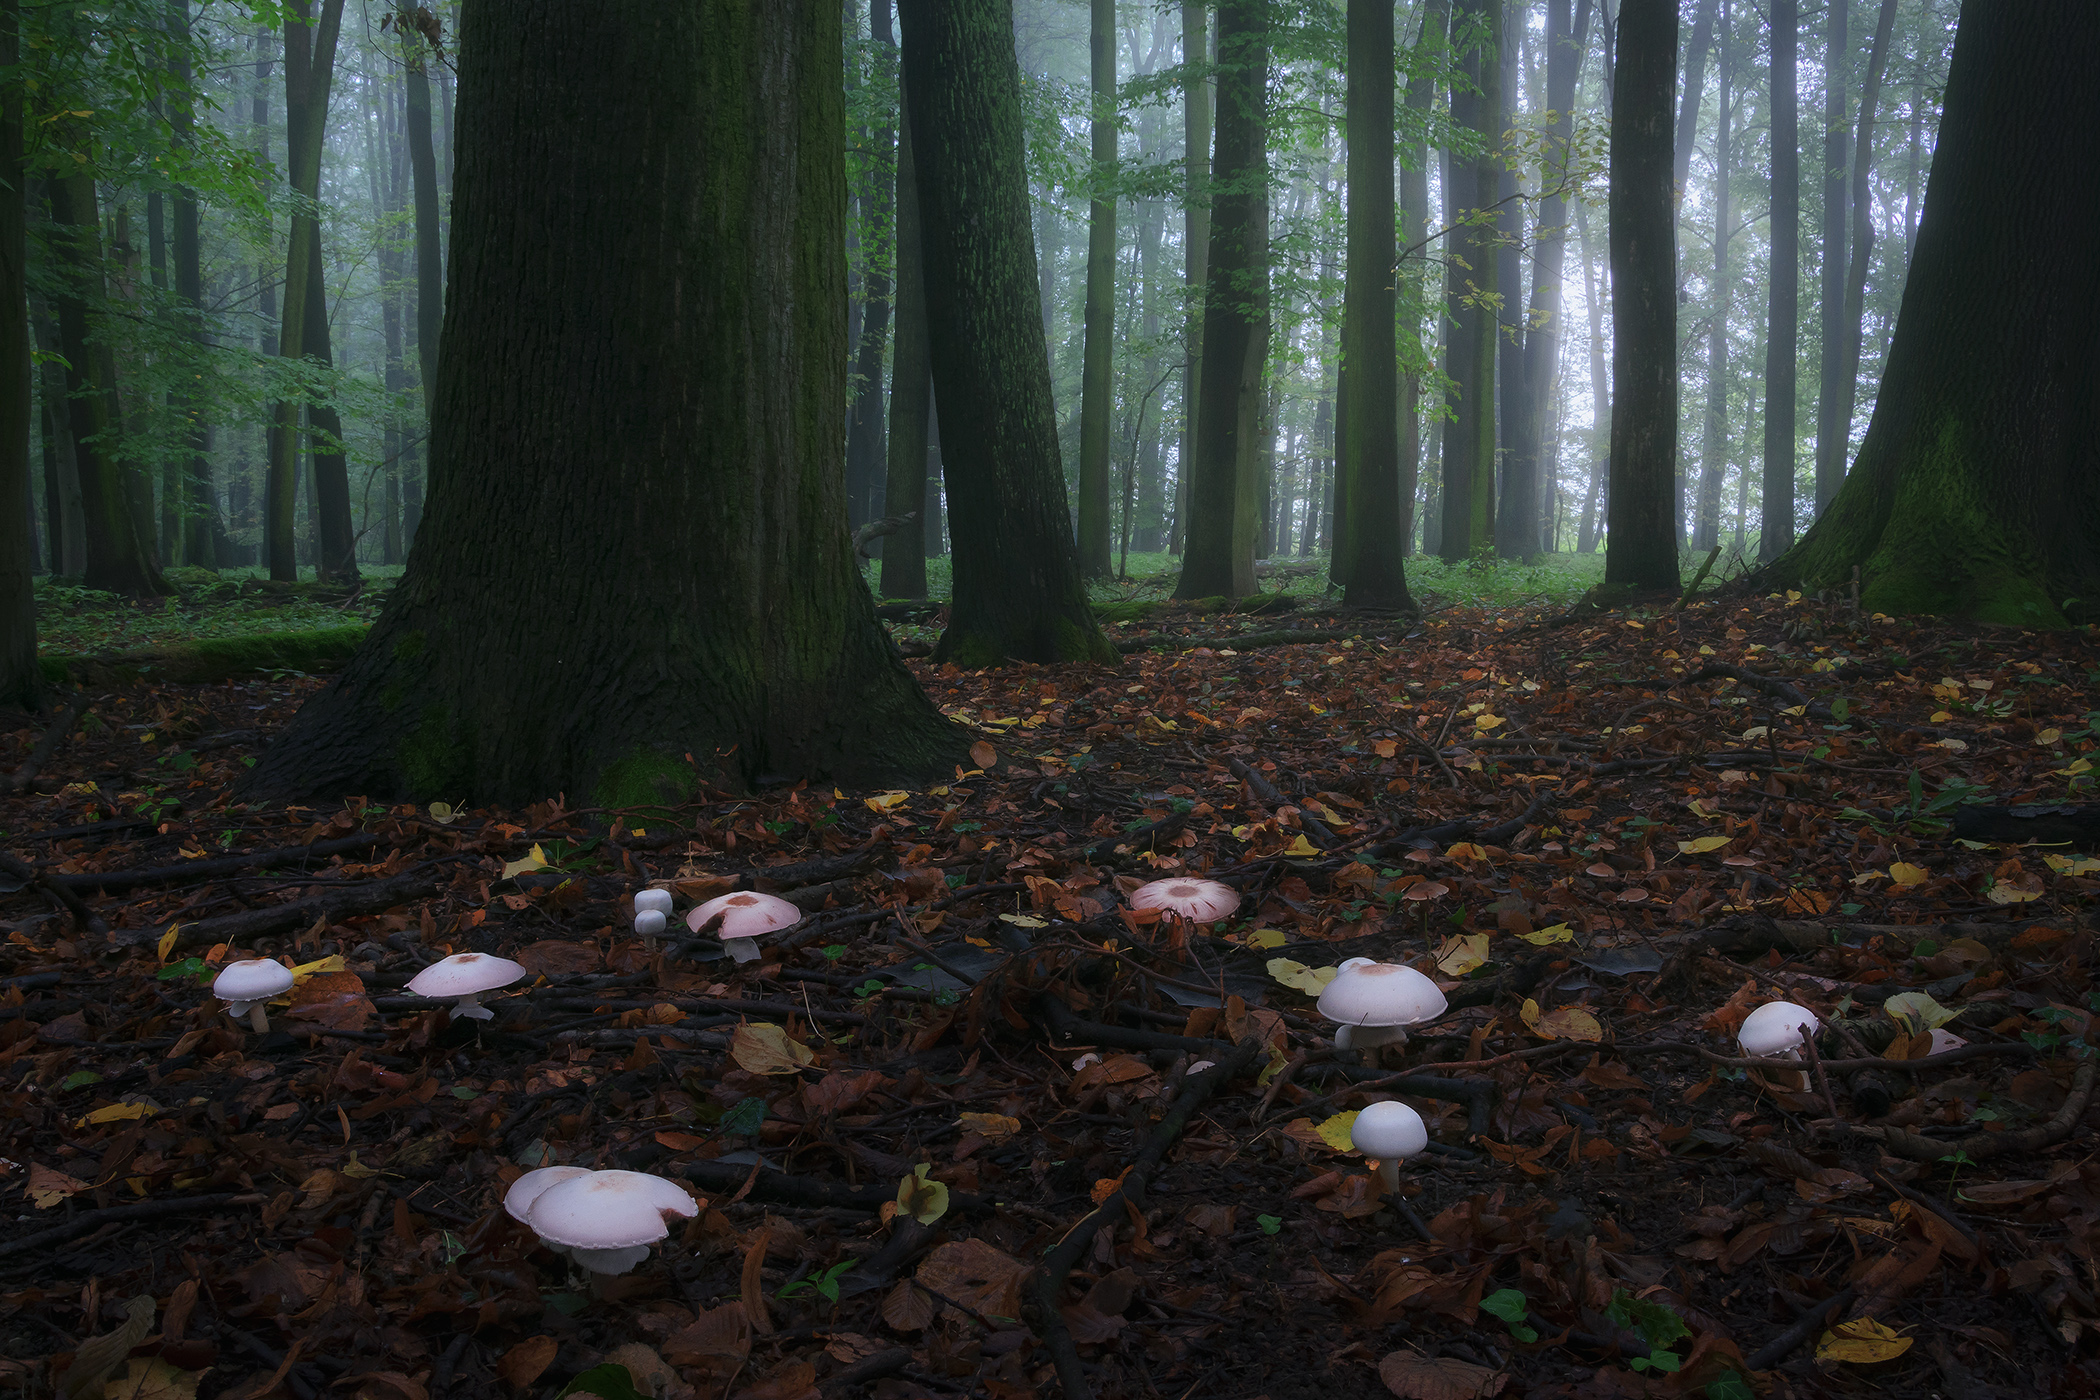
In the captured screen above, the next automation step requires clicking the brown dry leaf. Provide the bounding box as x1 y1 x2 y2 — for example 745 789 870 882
1377 1350 1508 1399
496 1337 558 1389
822 1334 885 1366
740 1228 773 1334
881 1280 935 1332
1062 1302 1126 1343
347 1373 428 1400
511 939 604 975
602 1346 673 1398
1184 1203 1237 1236
969 741 997 769
958 1111 1022 1141
802 1069 887 1115
730 1022 814 1076
29 1161 91 1208
915 1238 1031 1321
100 1359 200 1400
284 971 376 1033
663 1303 753 1364
730 1360 817 1400
60 1295 155 1400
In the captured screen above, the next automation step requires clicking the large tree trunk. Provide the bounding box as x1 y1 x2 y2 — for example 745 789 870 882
1833 0 1897 461
1760 0 1799 561
1175 0 1267 600
1438 0 1499 563
1174 3 1210 558
244 0 961 804
1395 0 1447 561
845 0 895 535
1074 0 1116 577
0 0 34 712
1812 0 1849 513
1604 0 1678 592
1334 0 1412 610
879 75 930 601
900 0 1113 662
1756 2 2100 624
1692 1 1732 551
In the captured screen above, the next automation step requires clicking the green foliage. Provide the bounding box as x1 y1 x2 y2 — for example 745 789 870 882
776 1259 855 1305
1606 1289 1690 1374
1479 1287 1539 1344
555 1365 649 1400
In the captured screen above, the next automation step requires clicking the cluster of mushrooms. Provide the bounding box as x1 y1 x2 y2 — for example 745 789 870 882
209 951 531 1033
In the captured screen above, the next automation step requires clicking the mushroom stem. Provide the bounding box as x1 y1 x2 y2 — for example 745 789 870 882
727 939 762 964
1374 1158 1401 1194
453 994 495 1021
248 1003 270 1034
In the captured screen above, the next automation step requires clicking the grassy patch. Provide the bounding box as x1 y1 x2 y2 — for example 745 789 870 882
36 566 403 655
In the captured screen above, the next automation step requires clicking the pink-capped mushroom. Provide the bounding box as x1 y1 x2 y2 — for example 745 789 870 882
1129 877 1241 924
687 890 803 963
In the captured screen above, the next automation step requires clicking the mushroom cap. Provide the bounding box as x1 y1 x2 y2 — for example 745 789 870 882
633 889 674 916
408 952 528 1000
1926 1028 1967 1055
634 909 668 938
524 1169 697 1252
213 958 295 1004
1318 961 1448 1029
1350 1100 1429 1161
1129 877 1240 923
686 890 803 940
1738 1000 1821 1058
504 1166 594 1225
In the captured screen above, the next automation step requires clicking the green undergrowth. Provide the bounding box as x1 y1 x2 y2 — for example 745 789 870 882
35 565 402 656
41 626 373 686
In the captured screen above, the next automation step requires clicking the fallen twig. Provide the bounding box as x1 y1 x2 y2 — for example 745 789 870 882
4 689 88 793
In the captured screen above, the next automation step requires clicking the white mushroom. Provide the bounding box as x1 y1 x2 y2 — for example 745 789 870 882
633 908 668 940
1737 1000 1821 1060
633 888 675 917
1925 1028 1967 1056
687 891 803 964
1318 961 1449 1063
523 1169 698 1275
407 952 528 1020
503 1166 593 1257
1129 877 1241 924
213 959 296 1033
1350 1100 1429 1193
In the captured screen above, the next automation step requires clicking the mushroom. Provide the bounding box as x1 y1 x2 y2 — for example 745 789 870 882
633 888 675 917
407 952 528 1020
687 891 803 964
503 1165 594 1256
1318 960 1449 1063
1926 1028 1967 1056
633 908 668 940
1737 1000 1821 1060
214 958 296 1033
1349 1100 1429 1194
1129 877 1241 925
522 1169 699 1275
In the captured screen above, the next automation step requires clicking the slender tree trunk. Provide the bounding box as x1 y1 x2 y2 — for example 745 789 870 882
1176 0 1267 600
374 65 409 565
147 191 179 563
1605 0 1678 592
1834 0 1896 464
1812 0 1849 512
1396 0 1446 561
1574 197 1608 554
1133 196 1166 551
0 0 34 710
30 304 85 575
246 0 960 802
1175 2 1211 558
404 26 444 430
1514 0 1577 561
1693 0 1732 551
1439 0 1499 563
1075 0 1117 576
1493 3 1532 562
925 381 945 554
846 0 896 536
1760 0 1800 561
1757 1 2100 623
880 71 930 600
302 220 358 582
1672 0 1717 200
164 0 215 571
900 0 1114 662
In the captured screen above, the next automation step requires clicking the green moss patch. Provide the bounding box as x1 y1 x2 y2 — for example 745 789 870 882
40 625 372 687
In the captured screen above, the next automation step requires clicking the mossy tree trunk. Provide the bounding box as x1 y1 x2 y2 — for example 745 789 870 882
1755 2 2100 625
1 0 36 712
243 0 964 805
879 77 929 601
1175 0 1266 601
899 0 1114 664
1075 0 1116 579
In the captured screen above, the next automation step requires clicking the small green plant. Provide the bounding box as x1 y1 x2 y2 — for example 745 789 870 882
853 979 886 999
1607 1289 1689 1373
822 944 847 961
1255 1214 1282 1235
717 1097 766 1137
1480 1288 1539 1343
1704 1372 1754 1400
777 1259 855 1304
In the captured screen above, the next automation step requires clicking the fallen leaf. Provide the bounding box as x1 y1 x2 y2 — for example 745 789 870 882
1377 1350 1508 1399
895 1164 949 1225
1816 1316 1913 1364
914 1239 1030 1321
1678 836 1730 854
1888 862 1930 886
497 1337 559 1389
1882 991 1959 1033
1435 933 1490 977
29 1161 91 1208
1518 923 1574 946
101 1358 202 1400
969 741 997 768
500 844 552 880
881 1280 935 1331
730 1022 815 1075
1315 1111 1360 1152
958 1112 1021 1142
1266 958 1338 995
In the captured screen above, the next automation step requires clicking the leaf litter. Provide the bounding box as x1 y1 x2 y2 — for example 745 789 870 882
3 590 2100 1397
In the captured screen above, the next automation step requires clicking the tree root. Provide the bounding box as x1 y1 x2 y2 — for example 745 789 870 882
46 833 381 895
1843 1058 2095 1162
117 871 445 950
0 1191 249 1262
3 689 88 793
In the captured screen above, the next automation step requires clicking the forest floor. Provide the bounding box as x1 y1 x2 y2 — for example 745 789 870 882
4 584 2099 1400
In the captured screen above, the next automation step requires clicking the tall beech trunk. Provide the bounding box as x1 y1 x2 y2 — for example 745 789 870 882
1492 10 1530 561
1174 2 1210 557
1438 0 1499 563
301 219 358 582
243 0 961 804
1692 1 1732 551
0 0 34 711
899 0 1113 663
167 0 215 570
879 77 929 600
1833 0 1896 462
1604 0 1678 592
1760 0 1800 560
1514 0 1578 562
846 0 895 534
1335 0 1411 609
1672 0 1717 199
1574 197 1608 554
1175 0 1267 600
1812 0 1849 512
1074 0 1116 576
1757 3 2100 623
405 28 442 431
30 304 85 575
1395 0 1446 560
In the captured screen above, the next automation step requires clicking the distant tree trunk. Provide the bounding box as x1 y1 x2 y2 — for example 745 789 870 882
900 0 1114 662
30 304 85 575
165 0 215 571
1692 1 1732 550
1515 0 1577 561
301 219 358 583
1133 196 1166 551
880 75 929 601
47 175 168 597
1176 0 1266 600
373 69 409 565
1175 1 1210 558
1834 0 1896 461
1672 0 1717 200
925 381 945 554
147 191 179 563
1 0 35 711
846 0 896 536
1760 0 1800 560
1901 43 1923 265
1574 196 1608 554
1812 0 1849 513
1604 0 1678 592
1075 0 1116 576
1396 0 1446 561
1439 0 1499 563
1757 1 2100 623
403 18 443 429
1336 0 1412 609
1492 5 1532 562
245 0 960 803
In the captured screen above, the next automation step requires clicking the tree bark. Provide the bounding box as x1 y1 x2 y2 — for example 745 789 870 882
1175 0 1267 600
1574 196 1607 554
1692 0 1732 551
1812 0 1849 513
1833 0 1896 473
900 0 1114 662
1492 6 1531 561
1438 0 1499 563
879 73 929 601
1604 0 1678 592
1756 2 2100 624
1075 0 1116 577
301 216 358 582
243 0 962 804
166 0 215 571
1672 0 1717 200
1175 2 1211 558
0 0 35 711
403 20 443 435
1396 0 1447 561
846 0 896 536
30 303 85 576
1759 0 1799 561
1514 0 1577 563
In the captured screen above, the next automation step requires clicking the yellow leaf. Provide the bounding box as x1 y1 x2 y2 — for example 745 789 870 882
427 801 459 825
1520 1000 1603 1042
500 844 550 880
1446 842 1490 861
1986 881 2041 903
1255 1042 1291 1086
1266 958 1338 995
28 1162 91 1208
2045 853 2100 876
289 954 346 984
2058 758 2094 776
896 1164 949 1225
1435 933 1490 977
730 1022 815 1075
958 1112 1021 1142
77 1100 160 1128
157 925 181 964
1882 991 1959 1033
864 791 911 813
1473 714 1504 731
1247 928 1289 949
1888 862 1930 886
1677 835 1729 854
1816 1316 1913 1364
1280 835 1321 857
1315 1111 1360 1153
998 913 1048 928
2037 728 2063 746
1518 923 1573 946
102 1357 203 1400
